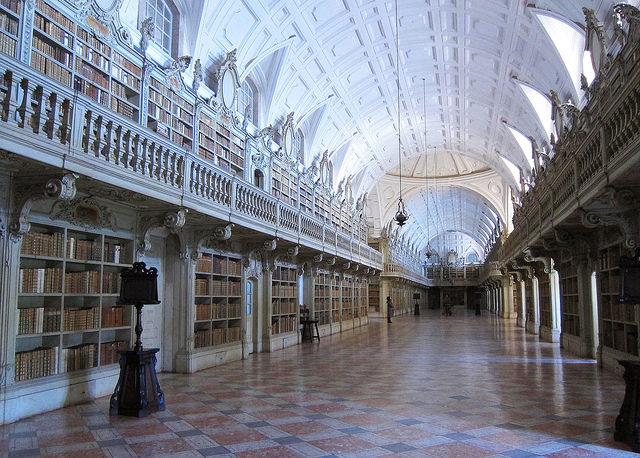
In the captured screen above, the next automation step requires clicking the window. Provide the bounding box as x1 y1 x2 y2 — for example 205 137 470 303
146 0 173 54
254 169 264 189
238 80 255 124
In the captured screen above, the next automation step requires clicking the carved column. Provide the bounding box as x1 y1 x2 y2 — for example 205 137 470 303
502 275 515 319
576 253 598 358
529 274 541 335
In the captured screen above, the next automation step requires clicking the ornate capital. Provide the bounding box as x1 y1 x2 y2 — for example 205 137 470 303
522 248 554 274
213 223 233 241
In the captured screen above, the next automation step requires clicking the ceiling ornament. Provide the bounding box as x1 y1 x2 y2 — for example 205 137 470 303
392 0 408 227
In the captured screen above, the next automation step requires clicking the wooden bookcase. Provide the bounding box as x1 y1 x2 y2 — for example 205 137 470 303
314 270 330 325
0 0 21 59
355 277 367 318
559 261 580 337
193 252 242 349
16 223 134 382
272 163 297 207
341 276 353 321
271 265 297 335
600 243 638 355
331 274 340 322
538 275 551 328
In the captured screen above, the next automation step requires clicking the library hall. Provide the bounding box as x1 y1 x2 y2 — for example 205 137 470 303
2 0 640 456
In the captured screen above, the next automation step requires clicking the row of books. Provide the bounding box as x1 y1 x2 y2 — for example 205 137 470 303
102 305 125 328
15 346 58 381
0 0 21 15
0 30 15 56
75 41 109 72
148 102 172 123
100 340 128 366
603 302 636 323
150 76 171 96
111 78 138 99
75 60 108 88
34 13 73 48
19 267 61 293
21 230 64 257
172 117 193 136
17 307 59 334
31 49 71 86
75 77 109 105
61 343 97 372
272 316 297 334
112 51 142 77
104 242 127 263
76 27 111 56
63 307 99 331
273 268 297 282
194 326 241 348
67 237 101 260
148 86 172 110
0 11 18 35
34 32 73 67
195 302 241 320
272 299 297 315
36 0 74 31
316 311 330 325
272 284 296 297
111 96 137 120
64 270 99 294
194 279 242 296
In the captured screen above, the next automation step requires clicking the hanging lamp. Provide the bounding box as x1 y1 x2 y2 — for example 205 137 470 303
393 0 409 227
423 78 435 260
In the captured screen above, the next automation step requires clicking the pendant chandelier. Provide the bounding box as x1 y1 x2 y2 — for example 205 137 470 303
423 78 436 260
393 0 409 227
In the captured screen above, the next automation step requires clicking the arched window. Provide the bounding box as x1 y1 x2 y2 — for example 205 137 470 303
238 80 256 124
254 169 264 189
141 0 177 56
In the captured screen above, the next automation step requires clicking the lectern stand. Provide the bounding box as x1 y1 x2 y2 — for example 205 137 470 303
615 360 640 452
109 263 165 417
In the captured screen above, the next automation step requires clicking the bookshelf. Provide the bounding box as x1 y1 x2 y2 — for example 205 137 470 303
331 274 340 322
193 252 242 349
0 0 21 59
368 281 380 312
600 243 638 355
314 270 330 325
27 0 144 120
341 276 353 321
271 265 297 335
300 182 313 215
272 163 297 207
197 112 244 175
16 223 134 382
525 278 534 324
357 278 368 318
512 280 520 316
559 261 580 337
314 193 330 224
539 275 551 328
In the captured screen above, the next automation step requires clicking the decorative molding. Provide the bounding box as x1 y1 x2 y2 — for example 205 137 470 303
523 248 554 274
192 58 202 92
580 187 638 249
511 260 534 279
50 195 115 230
213 223 234 241
137 209 188 259
263 239 277 251
10 173 79 240
139 16 153 53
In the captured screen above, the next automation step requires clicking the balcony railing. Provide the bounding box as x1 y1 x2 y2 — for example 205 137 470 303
0 55 382 269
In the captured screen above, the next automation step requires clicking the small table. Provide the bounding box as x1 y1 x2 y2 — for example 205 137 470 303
301 319 320 342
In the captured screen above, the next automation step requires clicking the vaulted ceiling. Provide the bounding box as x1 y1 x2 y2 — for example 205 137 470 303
119 0 626 261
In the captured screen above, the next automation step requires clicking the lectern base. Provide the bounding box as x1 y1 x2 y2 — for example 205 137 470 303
109 348 165 417
614 360 640 452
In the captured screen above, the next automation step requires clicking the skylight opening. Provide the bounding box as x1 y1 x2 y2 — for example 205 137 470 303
536 13 585 96
507 126 534 171
518 83 552 140
500 156 521 190
583 50 596 85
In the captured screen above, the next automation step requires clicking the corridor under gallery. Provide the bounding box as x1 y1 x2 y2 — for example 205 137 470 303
0 312 632 457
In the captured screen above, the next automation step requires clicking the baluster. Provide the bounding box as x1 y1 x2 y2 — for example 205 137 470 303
112 125 122 165
101 120 113 160
15 78 31 128
28 84 45 134
92 115 103 157
121 129 131 168
139 137 149 175
82 110 92 152
58 98 71 144
42 91 56 138
0 70 13 122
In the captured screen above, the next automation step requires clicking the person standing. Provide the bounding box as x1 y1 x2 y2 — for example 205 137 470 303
386 296 394 323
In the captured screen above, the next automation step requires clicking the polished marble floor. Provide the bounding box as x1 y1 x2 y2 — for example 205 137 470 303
1 310 635 457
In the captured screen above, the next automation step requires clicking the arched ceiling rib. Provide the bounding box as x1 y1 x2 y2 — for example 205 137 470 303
147 0 625 255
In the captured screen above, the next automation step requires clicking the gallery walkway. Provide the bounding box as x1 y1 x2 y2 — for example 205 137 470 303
1 310 634 457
